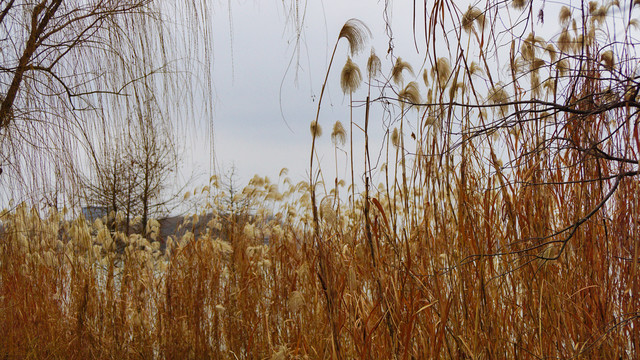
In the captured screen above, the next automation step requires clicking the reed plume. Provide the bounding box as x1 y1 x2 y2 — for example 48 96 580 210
391 127 400 148
310 121 322 138
398 81 421 105
558 28 572 52
601 50 614 70
367 49 381 80
331 121 346 147
340 57 362 94
559 6 572 26
545 44 557 63
392 57 414 85
462 6 485 33
432 57 451 89
469 61 484 76
512 0 527 10
338 19 371 56
422 69 429 87
488 83 510 116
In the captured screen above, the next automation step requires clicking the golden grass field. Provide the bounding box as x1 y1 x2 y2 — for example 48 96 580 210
1 143 638 359
2 2 640 359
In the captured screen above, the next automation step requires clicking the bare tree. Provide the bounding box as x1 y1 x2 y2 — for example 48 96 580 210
131 100 177 236
0 0 312 208
82 92 178 236
0 0 214 206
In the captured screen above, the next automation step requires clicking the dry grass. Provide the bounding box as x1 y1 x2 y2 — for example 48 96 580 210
2 1 640 359
1 130 638 358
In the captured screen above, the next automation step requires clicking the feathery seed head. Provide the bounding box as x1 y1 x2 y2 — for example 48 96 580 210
624 85 638 101
213 238 233 254
574 34 584 51
521 33 536 60
479 108 488 120
331 121 346 146
488 83 510 116
392 57 414 85
601 50 614 70
422 69 429 87
243 223 257 240
432 57 451 88
93 218 104 231
258 259 272 271
320 196 337 223
462 6 485 33
557 59 570 76
116 211 124 224
449 76 460 99
339 18 371 56
310 121 322 138
511 56 525 74
491 129 501 141
543 78 557 96
148 218 160 229
592 6 607 24
559 6 572 26
391 127 400 148
367 49 381 79
341 57 362 94
209 174 219 188
540 111 551 122
512 0 528 10
399 81 421 106
558 28 572 52
545 44 557 63
531 72 541 97
469 61 484 76
531 58 546 72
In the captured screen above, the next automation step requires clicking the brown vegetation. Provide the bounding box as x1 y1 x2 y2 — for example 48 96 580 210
1 0 640 359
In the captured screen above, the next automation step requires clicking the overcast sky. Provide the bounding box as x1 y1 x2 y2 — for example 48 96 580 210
1 0 632 210
190 0 425 189
199 0 632 189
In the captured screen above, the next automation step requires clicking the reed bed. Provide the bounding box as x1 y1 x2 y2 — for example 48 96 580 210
2 1 640 358
1 149 638 359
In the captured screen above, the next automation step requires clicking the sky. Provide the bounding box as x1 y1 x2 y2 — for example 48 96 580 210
0 0 445 209
2 0 613 209
195 0 634 195
190 0 426 190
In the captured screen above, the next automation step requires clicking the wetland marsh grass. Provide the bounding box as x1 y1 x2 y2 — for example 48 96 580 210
2 1 640 358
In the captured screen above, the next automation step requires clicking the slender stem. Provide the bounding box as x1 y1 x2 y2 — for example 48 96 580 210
310 40 340 240
350 91 355 206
